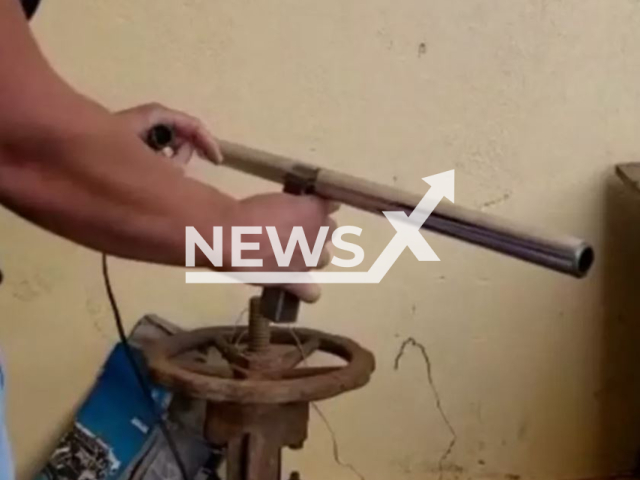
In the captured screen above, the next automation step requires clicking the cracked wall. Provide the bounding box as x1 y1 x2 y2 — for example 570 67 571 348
2 1 640 479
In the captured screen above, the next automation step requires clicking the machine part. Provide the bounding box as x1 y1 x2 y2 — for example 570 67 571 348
217 140 593 277
259 286 300 323
206 403 309 480
247 296 270 353
145 326 374 404
146 124 175 152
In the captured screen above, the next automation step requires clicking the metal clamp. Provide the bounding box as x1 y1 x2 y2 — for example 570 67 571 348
260 165 320 323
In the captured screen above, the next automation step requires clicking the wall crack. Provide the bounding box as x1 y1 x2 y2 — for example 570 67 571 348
394 337 458 480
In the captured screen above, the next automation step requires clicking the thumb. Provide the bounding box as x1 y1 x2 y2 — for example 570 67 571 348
284 283 321 304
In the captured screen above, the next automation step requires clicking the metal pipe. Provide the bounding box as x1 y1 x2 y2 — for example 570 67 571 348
218 140 594 278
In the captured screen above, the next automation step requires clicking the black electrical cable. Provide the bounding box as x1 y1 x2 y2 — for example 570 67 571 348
101 253 190 480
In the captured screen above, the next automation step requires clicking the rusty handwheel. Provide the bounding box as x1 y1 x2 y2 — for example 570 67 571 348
144 325 375 404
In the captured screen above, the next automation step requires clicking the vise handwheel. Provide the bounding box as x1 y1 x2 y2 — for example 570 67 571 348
144 326 374 404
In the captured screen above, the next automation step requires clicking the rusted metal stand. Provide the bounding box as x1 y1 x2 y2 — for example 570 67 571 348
144 297 375 480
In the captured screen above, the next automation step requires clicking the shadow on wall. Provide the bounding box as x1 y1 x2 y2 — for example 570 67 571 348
599 172 640 474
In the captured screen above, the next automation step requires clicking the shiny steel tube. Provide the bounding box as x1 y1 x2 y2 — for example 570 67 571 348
219 140 594 278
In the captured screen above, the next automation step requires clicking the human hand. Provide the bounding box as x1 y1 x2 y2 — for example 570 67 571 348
116 103 223 167
221 193 339 302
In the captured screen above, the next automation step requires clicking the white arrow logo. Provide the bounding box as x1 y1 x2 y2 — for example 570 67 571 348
186 170 454 284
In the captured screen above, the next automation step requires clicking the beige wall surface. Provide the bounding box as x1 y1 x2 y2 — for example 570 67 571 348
2 1 640 479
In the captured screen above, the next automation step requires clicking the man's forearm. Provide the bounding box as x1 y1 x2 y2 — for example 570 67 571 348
0 96 237 266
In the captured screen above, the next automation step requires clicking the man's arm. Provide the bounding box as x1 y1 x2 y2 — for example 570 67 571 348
0 0 332 301
0 0 235 265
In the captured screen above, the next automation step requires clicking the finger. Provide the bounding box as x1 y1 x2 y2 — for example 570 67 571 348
284 283 321 303
317 246 332 269
326 218 338 237
151 108 224 165
179 118 223 164
191 126 223 165
325 201 341 214
208 137 224 165
311 219 336 269
171 141 195 168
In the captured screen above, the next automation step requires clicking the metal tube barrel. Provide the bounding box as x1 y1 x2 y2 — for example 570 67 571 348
218 140 594 278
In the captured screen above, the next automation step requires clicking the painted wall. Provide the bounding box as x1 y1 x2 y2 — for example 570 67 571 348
2 1 640 479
